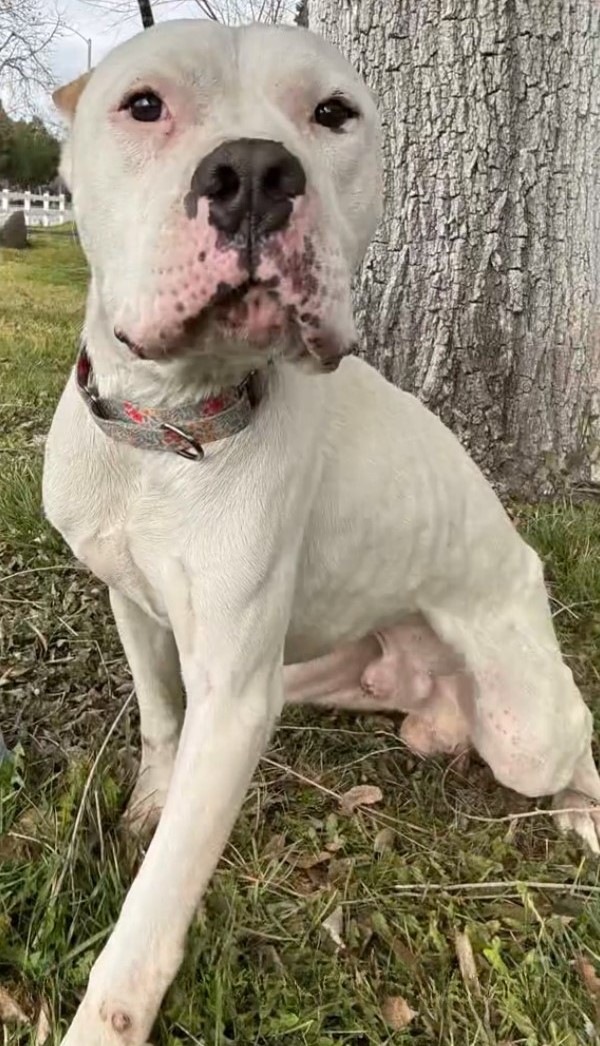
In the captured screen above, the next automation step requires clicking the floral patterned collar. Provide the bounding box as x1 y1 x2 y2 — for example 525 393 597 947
75 343 261 461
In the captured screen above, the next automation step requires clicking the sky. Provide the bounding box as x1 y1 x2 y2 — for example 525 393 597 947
5 0 294 120
51 0 205 86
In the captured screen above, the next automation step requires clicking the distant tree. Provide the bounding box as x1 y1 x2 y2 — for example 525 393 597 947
1 113 60 187
0 102 11 180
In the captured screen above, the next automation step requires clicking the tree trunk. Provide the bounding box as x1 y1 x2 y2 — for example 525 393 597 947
295 0 308 26
308 0 600 498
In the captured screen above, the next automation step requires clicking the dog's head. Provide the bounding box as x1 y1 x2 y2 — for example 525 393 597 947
55 20 382 370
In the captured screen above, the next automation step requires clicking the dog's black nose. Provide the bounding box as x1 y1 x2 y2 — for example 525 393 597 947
187 138 306 239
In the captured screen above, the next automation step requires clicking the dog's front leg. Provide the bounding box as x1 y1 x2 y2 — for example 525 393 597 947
60 599 287 1046
109 589 184 837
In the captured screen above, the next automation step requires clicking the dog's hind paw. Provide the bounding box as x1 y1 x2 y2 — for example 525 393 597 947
553 791 600 854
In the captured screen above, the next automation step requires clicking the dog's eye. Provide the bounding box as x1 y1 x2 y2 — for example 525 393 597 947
313 97 358 131
121 91 164 122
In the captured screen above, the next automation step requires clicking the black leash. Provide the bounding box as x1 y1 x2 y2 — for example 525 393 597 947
137 0 155 28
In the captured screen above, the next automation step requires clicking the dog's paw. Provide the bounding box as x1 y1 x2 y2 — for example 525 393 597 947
121 764 171 841
553 791 600 854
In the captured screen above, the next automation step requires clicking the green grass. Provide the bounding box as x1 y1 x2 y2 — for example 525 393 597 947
1 233 600 1045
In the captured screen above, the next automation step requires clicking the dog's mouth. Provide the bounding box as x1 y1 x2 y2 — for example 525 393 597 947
115 278 345 370
116 279 288 356
208 278 289 344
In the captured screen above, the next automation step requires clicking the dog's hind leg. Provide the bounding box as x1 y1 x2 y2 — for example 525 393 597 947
553 746 600 854
285 619 472 757
110 589 184 838
285 635 384 711
427 586 600 851
284 621 445 714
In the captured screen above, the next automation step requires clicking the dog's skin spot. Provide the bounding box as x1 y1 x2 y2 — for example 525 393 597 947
184 190 199 220
111 1012 132 1034
198 250 206 262
98 1003 135 1041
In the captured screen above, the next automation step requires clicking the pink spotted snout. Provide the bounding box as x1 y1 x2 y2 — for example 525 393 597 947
115 138 357 368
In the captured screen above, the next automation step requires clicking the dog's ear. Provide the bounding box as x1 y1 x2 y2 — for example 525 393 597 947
57 140 74 192
53 71 93 120
53 72 93 189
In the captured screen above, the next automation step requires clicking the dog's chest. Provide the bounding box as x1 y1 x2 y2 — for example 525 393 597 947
44 389 170 622
77 513 167 622
68 488 168 623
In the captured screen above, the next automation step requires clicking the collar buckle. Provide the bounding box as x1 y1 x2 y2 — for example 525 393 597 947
80 379 103 415
160 421 205 460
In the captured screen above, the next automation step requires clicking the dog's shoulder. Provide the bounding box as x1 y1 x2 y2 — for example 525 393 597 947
329 355 466 453
43 374 141 541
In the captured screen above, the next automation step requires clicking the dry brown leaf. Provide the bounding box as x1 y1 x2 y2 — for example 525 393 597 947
257 943 285 974
326 857 353 885
390 938 418 970
575 955 600 998
35 1000 52 1045
340 784 383 814
381 995 416 1030
0 834 27 863
321 905 345 949
0 986 30 1026
374 827 395 854
455 929 480 994
575 955 600 1025
263 833 287 858
294 850 333 870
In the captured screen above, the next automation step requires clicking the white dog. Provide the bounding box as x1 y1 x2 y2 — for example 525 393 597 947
43 19 600 1045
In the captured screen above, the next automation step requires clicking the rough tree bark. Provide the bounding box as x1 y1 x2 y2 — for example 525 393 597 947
308 0 600 497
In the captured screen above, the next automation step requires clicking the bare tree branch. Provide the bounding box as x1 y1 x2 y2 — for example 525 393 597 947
0 0 63 112
78 0 297 29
